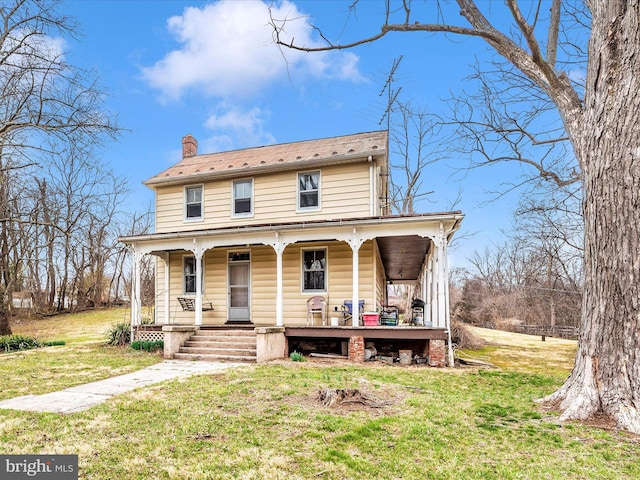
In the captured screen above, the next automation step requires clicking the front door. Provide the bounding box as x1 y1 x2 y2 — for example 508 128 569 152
228 251 251 322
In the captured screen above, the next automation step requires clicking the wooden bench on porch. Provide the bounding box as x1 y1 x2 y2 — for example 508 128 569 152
178 297 214 311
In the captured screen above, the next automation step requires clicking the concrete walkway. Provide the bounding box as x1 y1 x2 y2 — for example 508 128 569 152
0 360 244 414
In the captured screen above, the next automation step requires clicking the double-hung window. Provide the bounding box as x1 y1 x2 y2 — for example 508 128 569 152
184 256 197 294
233 179 253 217
185 185 203 220
302 248 326 292
298 171 320 210
183 255 204 294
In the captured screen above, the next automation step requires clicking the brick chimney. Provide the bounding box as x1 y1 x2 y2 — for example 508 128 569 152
182 134 198 158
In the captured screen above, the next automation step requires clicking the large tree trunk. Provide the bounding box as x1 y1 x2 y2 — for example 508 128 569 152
542 1 640 433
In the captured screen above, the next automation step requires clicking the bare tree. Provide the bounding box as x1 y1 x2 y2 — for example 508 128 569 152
271 1 640 432
0 0 119 334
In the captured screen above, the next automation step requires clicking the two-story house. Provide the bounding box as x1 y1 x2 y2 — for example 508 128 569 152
119 130 463 365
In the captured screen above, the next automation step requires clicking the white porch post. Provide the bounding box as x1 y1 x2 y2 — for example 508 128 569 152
430 253 438 327
437 222 454 367
193 241 203 326
132 245 142 327
436 227 447 329
160 253 170 324
352 248 360 326
425 252 433 325
348 228 364 327
274 233 285 327
422 255 428 303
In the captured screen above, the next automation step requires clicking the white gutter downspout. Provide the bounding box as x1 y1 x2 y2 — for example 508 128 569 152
368 155 375 215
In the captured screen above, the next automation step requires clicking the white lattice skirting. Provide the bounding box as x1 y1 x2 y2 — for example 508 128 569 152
135 331 165 342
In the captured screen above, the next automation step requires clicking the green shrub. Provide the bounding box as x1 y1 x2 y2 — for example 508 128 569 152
131 340 164 352
289 351 305 362
106 322 131 346
0 335 41 352
42 340 66 347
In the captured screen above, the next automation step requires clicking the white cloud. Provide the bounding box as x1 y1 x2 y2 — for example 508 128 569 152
141 0 364 101
202 104 276 151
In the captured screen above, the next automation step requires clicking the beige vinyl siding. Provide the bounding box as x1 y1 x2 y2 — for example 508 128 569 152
281 241 376 326
250 245 277 324
155 257 165 322
154 162 372 233
155 250 226 325
155 241 377 326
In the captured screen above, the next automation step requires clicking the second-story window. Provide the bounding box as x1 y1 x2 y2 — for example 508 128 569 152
233 179 253 216
185 185 203 220
298 171 320 210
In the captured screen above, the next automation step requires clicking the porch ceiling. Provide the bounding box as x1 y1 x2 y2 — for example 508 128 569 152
377 235 431 283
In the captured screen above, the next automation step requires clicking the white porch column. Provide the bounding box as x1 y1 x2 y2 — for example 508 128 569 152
271 233 286 327
422 255 428 303
425 252 433 325
352 248 360 326
160 252 170 324
435 222 454 367
132 245 142 327
430 253 438 327
193 241 203 326
266 233 289 326
436 226 447 329
347 228 365 327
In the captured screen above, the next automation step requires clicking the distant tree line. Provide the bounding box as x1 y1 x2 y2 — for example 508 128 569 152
451 181 583 338
0 1 151 334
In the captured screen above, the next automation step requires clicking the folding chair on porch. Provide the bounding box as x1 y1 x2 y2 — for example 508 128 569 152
341 300 364 324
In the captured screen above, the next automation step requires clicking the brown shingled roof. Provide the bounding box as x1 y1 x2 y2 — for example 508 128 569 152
144 130 388 186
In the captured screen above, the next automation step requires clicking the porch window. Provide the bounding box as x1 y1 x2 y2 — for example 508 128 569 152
185 185 203 220
233 179 253 216
298 171 320 210
302 248 326 292
184 256 196 294
183 256 204 294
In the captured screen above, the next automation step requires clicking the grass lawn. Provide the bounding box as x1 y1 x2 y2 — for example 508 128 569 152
1 312 639 479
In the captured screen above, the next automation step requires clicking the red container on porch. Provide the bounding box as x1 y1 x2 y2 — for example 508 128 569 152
362 312 380 326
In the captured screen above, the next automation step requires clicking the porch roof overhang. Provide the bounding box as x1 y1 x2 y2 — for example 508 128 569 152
119 212 463 283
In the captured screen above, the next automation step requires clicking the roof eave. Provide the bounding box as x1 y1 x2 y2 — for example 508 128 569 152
118 212 464 244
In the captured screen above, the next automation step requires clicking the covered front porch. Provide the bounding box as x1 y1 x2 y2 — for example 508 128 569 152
121 213 462 365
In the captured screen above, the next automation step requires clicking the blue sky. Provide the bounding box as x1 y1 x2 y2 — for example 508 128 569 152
64 0 531 268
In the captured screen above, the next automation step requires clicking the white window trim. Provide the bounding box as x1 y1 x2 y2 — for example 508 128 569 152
231 178 254 218
182 254 205 295
297 170 321 212
301 247 328 293
184 184 204 222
